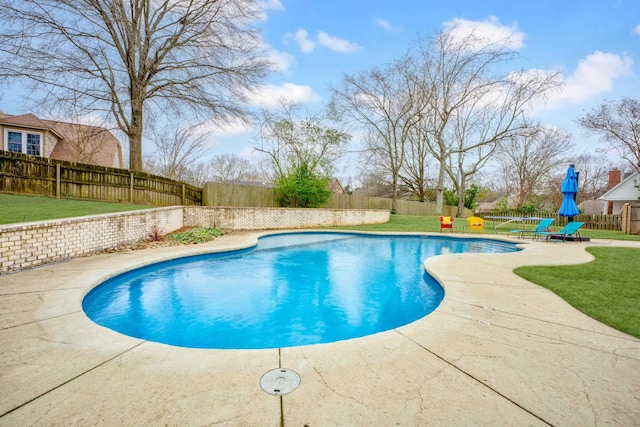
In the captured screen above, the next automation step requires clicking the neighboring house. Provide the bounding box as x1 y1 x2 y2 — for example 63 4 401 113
329 178 345 195
475 196 519 214
598 170 640 214
0 112 123 168
578 200 606 215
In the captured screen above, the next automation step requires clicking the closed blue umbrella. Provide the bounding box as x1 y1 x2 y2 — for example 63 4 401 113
558 165 580 220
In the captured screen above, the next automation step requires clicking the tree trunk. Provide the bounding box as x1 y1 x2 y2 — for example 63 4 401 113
435 162 446 215
391 172 399 213
457 174 467 217
128 100 144 171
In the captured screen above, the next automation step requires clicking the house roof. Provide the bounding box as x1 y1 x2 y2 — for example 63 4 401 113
1 113 123 168
47 120 123 168
598 172 640 202
0 113 63 139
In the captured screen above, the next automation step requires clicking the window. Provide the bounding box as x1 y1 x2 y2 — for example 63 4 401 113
7 131 22 152
4 129 42 156
26 133 41 155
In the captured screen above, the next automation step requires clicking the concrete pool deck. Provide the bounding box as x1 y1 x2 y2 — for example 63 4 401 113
1 231 639 426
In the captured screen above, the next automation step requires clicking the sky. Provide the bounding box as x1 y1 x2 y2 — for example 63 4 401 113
233 0 640 179
1 0 639 180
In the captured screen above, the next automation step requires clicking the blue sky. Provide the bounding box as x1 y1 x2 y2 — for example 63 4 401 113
1 0 638 173
227 0 639 163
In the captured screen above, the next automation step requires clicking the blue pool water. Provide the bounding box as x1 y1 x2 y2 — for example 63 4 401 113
83 232 519 349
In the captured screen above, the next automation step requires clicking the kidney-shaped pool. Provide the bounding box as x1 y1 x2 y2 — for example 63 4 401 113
82 232 519 349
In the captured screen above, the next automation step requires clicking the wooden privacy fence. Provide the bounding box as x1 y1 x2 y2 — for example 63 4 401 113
202 182 467 217
479 210 621 231
0 151 201 206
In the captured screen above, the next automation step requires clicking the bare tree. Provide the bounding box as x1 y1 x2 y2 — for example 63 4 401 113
208 153 260 182
496 124 574 208
572 153 621 200
144 121 210 181
254 101 350 181
577 97 640 173
410 28 560 215
330 58 423 212
0 0 271 171
402 115 436 202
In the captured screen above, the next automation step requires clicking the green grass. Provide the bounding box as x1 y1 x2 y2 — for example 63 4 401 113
332 214 640 241
0 193 151 224
514 247 640 338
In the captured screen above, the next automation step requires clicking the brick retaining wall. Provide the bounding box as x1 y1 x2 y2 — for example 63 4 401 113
183 206 389 230
0 207 389 274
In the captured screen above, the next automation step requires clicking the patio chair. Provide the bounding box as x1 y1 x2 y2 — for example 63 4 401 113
509 218 555 239
534 221 584 242
439 216 454 232
467 216 484 233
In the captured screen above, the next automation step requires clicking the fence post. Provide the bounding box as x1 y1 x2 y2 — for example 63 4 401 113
182 184 185 205
621 203 630 234
56 164 61 199
130 172 134 203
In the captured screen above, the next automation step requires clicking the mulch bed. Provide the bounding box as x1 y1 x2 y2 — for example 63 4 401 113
81 227 232 256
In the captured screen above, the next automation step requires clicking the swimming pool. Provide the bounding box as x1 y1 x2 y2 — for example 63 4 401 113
83 232 519 349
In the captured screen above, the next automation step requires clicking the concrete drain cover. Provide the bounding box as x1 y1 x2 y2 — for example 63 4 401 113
260 368 300 396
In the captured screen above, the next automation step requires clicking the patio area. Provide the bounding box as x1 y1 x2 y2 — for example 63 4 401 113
1 231 639 426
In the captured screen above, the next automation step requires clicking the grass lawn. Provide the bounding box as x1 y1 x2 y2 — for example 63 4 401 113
0 193 151 224
333 214 640 241
515 247 640 339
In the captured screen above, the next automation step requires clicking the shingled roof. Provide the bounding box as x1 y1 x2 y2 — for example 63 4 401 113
0 113 123 168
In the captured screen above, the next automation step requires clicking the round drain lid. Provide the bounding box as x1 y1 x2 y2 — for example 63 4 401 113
260 368 300 396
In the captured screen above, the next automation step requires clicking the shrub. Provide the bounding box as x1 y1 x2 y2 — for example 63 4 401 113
275 164 332 208
167 227 223 244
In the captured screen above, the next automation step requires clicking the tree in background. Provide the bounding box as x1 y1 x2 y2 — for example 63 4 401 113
571 153 619 201
207 153 261 182
443 183 484 211
0 0 270 171
577 98 640 174
275 164 332 208
144 121 209 181
254 101 350 207
330 57 423 213
410 27 560 216
496 124 573 208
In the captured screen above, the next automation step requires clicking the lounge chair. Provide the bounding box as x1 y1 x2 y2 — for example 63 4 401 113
534 221 584 242
509 218 555 239
439 216 454 232
467 216 484 233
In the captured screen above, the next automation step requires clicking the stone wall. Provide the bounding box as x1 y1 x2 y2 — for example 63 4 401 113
183 206 389 230
0 207 184 275
0 207 389 274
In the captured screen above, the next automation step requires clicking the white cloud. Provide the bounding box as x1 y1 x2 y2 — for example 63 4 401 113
544 51 633 109
374 18 401 33
253 0 284 21
258 0 284 10
246 83 322 108
634 24 640 35
288 29 361 54
294 29 315 53
443 15 525 50
317 31 361 53
263 43 296 73
195 118 254 139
